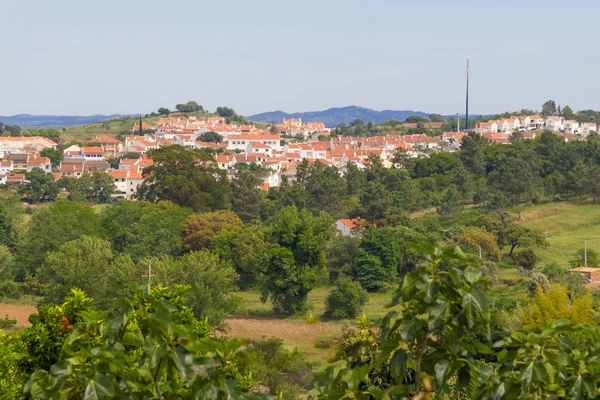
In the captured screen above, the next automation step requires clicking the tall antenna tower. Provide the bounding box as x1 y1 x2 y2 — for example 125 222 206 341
465 59 469 132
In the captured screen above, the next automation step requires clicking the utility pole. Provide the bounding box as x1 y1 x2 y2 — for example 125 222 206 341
584 241 588 268
140 256 156 293
457 113 460 133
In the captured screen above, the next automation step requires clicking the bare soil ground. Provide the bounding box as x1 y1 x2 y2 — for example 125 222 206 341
0 303 36 327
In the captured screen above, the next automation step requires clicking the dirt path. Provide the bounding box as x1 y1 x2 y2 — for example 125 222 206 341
0 303 36 327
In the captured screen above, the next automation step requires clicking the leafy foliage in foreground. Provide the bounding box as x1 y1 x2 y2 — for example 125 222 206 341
24 285 266 399
312 243 600 399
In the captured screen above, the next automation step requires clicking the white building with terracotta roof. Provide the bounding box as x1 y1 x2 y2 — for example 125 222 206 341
564 120 579 133
0 136 57 157
545 116 564 131
227 134 281 152
579 122 597 137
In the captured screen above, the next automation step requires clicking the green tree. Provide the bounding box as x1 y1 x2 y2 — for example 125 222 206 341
570 247 600 268
213 225 268 289
304 161 348 219
157 107 170 115
231 164 267 224
541 99 557 117
259 244 316 314
19 168 59 203
269 206 334 274
0 194 23 251
354 227 401 291
326 235 361 282
437 185 463 224
428 113 445 122
505 223 548 256
216 106 236 118
101 200 192 261
138 145 232 212
562 104 575 120
40 148 64 168
153 251 242 327
15 201 103 275
175 101 203 113
37 236 139 308
324 276 368 320
181 210 243 251
199 131 222 143
459 132 488 176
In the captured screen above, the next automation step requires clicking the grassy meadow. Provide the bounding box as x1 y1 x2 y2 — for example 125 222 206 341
517 201 600 267
227 288 392 366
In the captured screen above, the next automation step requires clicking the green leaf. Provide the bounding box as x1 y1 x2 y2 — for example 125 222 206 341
84 375 114 400
521 363 533 393
50 360 72 379
462 291 485 328
582 373 595 396
434 360 449 389
569 375 582 399
374 341 397 369
121 332 143 347
464 268 482 285
390 349 407 381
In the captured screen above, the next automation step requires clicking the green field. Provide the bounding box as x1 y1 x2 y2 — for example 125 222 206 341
517 201 600 267
60 115 163 142
235 287 392 321
228 288 393 366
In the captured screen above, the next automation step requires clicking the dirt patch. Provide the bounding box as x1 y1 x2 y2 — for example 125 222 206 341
0 303 36 327
226 317 341 343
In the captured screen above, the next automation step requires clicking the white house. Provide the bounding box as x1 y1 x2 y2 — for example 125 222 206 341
529 115 545 130
108 169 128 197
564 120 579 133
475 121 498 133
579 122 597 137
545 116 564 131
335 218 365 237
518 116 531 130
227 134 281 152
81 147 105 161
497 119 511 132
0 161 13 174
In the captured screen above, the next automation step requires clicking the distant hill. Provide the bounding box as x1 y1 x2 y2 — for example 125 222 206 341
245 106 431 127
0 114 135 128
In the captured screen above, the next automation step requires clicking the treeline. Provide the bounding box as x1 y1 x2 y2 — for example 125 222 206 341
137 132 600 228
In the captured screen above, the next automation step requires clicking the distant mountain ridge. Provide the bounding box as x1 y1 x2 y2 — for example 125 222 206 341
245 106 432 127
0 114 132 128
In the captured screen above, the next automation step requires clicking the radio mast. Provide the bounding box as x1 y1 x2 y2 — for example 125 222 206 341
465 59 469 132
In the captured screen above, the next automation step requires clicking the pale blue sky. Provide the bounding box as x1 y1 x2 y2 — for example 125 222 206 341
1 0 598 116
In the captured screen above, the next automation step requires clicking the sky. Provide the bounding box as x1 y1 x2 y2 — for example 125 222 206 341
1 0 599 117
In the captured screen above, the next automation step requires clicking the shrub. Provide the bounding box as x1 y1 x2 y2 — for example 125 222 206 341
513 248 537 270
235 338 311 399
0 315 16 329
0 280 20 300
324 276 369 320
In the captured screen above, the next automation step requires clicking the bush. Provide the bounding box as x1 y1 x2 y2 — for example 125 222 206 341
324 276 369 320
513 248 537 270
0 280 20 300
0 315 16 329
235 338 311 399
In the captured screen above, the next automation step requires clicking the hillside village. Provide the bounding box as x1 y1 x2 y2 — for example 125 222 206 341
0 113 597 199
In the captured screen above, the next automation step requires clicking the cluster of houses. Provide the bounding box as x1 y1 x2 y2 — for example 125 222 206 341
475 115 597 137
2 112 598 200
